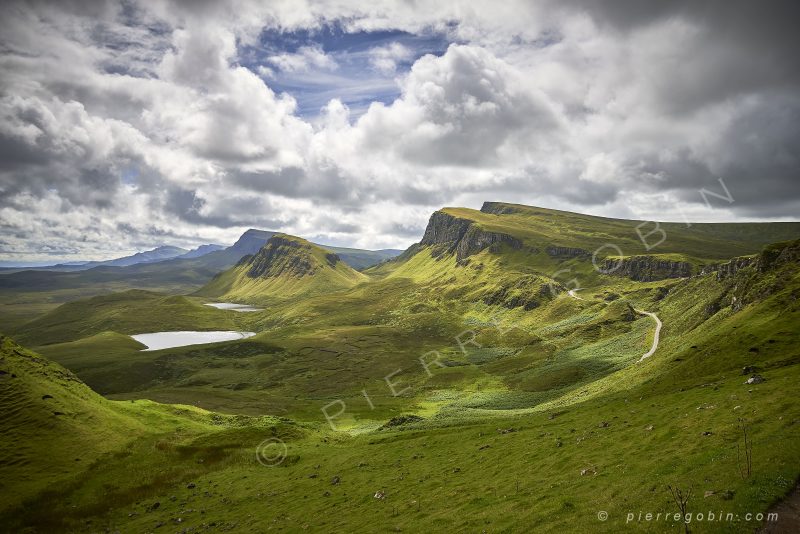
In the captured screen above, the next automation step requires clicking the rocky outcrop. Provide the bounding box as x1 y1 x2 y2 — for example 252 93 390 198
455 226 524 261
480 202 523 215
700 257 756 280
546 246 589 259
758 239 800 271
420 211 473 248
420 211 523 262
601 256 693 281
700 240 800 282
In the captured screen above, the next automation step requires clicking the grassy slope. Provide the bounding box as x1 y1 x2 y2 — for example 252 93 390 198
4 205 800 532
474 202 800 261
0 335 307 531
197 234 368 304
12 289 238 347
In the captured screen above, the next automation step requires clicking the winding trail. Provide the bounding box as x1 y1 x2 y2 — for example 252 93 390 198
567 289 584 300
565 288 662 362
633 309 662 362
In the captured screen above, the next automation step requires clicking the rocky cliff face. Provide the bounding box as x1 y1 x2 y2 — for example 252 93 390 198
601 256 693 281
480 202 523 216
420 211 523 262
699 240 800 281
700 257 756 280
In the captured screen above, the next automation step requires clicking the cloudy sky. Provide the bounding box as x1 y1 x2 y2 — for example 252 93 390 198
1 0 798 262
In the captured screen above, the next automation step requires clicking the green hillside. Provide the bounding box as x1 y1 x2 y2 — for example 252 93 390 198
13 290 236 347
3 204 800 532
197 234 368 304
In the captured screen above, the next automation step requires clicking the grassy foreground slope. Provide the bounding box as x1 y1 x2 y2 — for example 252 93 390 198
0 335 307 531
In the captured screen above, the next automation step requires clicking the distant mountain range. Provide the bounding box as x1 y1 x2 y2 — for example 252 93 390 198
0 229 404 304
0 245 202 272
0 231 401 274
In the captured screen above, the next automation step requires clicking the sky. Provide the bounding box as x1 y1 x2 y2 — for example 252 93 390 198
0 0 798 262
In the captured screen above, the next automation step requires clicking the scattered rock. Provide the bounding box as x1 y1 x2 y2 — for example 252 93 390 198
702 431 713 436
331 476 340 485
598 421 610 428
580 467 597 476
308 473 318 479
721 490 735 500
497 427 517 434
745 374 765 385
186 483 196 489
42 394 53 400
704 490 716 498
374 490 386 500
148 502 161 512
478 444 491 450
323 491 331 497
742 366 759 375
645 425 654 431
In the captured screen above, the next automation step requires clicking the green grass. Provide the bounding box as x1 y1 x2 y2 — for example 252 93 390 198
2 205 799 532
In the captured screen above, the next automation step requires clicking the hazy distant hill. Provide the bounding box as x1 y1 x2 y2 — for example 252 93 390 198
177 244 225 259
0 246 190 272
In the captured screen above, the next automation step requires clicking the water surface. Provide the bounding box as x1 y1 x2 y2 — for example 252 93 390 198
131 331 256 351
205 302 264 312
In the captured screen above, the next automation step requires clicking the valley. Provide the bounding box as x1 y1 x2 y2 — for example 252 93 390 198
1 202 799 532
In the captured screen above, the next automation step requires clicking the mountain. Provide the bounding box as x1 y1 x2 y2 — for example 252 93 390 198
0 230 405 320
197 234 368 303
219 229 402 269
0 246 189 273
94 245 189 267
177 244 225 259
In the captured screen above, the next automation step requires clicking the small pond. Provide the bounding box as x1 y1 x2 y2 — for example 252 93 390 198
130 331 256 351
204 302 264 313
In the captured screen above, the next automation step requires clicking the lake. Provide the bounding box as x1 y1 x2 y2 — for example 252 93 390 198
130 331 256 351
204 302 264 312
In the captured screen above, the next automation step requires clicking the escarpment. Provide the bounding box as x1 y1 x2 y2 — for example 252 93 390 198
601 256 693 281
421 211 523 262
700 239 800 281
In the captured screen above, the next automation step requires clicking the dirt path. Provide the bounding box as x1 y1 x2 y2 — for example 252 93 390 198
567 289 584 300
565 289 662 362
760 481 800 533
633 309 662 362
